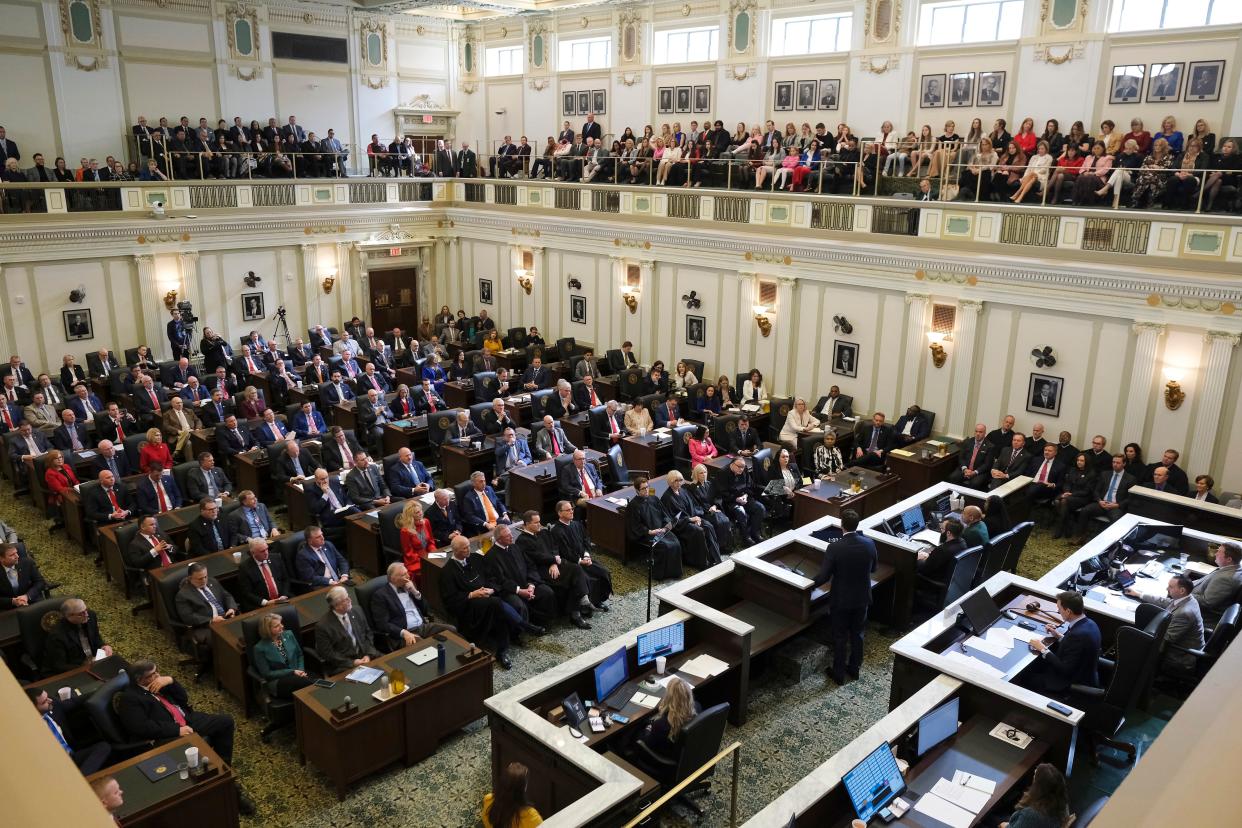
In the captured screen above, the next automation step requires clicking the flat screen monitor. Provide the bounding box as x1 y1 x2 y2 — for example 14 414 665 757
917 697 960 757
960 588 1002 634
637 622 685 666
594 647 629 705
1123 523 1184 552
900 505 926 536
934 493 953 515
843 742 905 823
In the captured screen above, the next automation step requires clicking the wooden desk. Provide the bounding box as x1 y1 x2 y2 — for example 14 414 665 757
493 350 527 372
333 392 396 432
189 427 215 461
792 466 900 526
232 451 272 504
288 385 317 408
561 411 591 447
441 439 497 485
887 440 960 499
147 548 242 632
621 432 676 477
583 478 670 562
284 480 311 530
442 380 473 409
344 510 386 575
381 417 430 461
506 450 607 518
395 367 421 389
209 586 335 712
87 734 238 828
24 654 131 698
294 632 492 798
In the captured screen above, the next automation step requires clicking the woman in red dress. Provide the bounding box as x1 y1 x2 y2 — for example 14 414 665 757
44 449 80 527
237 386 265 420
398 500 436 585
138 427 174 473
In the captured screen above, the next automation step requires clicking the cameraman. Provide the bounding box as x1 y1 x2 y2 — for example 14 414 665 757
167 308 190 360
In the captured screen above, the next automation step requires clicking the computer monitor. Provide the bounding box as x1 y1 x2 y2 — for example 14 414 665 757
884 516 905 536
960 588 1002 634
934 493 953 516
900 505 926 536
843 741 905 823
916 697 960 757
594 647 629 705
1123 523 1184 552
636 621 685 666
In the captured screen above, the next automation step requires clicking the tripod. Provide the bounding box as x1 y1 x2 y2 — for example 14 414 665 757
270 310 292 351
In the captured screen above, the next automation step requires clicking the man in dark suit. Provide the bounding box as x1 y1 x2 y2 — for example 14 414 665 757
370 561 456 649
493 427 533 485
581 113 602 143
385 446 433 499
345 452 391 509
1141 449 1190 496
134 467 184 516
215 415 257 461
591 400 627 446
274 440 319 483
545 384 580 420
40 598 113 675
653 394 683 428
30 684 113 774
51 409 90 453
304 356 331 386
572 375 605 410
891 404 931 446
414 379 446 415
985 415 1016 449
287 339 313 366
66 384 103 423
988 433 1030 490
91 439 130 479
854 412 893 468
479 398 517 435
117 660 237 767
322 426 363 473
185 498 236 556
321 371 355 408
292 401 327 439
166 310 189 360
814 386 853 419
175 562 238 653
521 357 549 392
1073 454 1136 542
132 377 166 426
234 539 290 611
810 510 878 684
725 416 762 456
1019 592 1102 698
125 515 184 572
456 141 478 177
721 456 766 545
916 518 968 587
0 126 20 164
316 585 380 673
183 452 232 502
484 524 556 628
83 470 134 526
949 423 994 489
229 490 280 542
461 471 509 535
0 355 35 388
305 469 358 544
447 410 484 447
1025 444 1065 504
558 448 604 507
179 376 209 407
427 488 463 547
356 363 389 397
251 410 290 447
0 399 22 434
433 139 455 177
0 543 45 608
94 403 138 447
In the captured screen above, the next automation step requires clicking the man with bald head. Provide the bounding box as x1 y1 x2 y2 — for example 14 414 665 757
950 423 994 489
986 414 1016 449
960 505 989 548
437 534 516 669
370 562 456 649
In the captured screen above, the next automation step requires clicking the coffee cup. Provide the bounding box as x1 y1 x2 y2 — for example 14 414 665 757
232 551 243 563
656 655 667 675
58 686 72 701
185 746 200 768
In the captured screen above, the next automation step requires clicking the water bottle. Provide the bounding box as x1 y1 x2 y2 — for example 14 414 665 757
379 674 389 696
436 643 446 672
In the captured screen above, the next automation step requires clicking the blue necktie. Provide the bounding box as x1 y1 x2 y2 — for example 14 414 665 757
44 713 71 753
248 509 263 537
210 522 223 550
201 586 225 614
1105 473 1120 502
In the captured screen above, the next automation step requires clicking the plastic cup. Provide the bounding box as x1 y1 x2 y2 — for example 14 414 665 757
178 762 189 780
232 551 243 563
185 746 200 768
656 655 667 675
58 686 72 701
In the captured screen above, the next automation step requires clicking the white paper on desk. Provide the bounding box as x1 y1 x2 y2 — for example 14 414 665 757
1105 593 1139 609
427 552 448 560
407 648 437 666
652 673 681 688
951 770 996 796
912 791 974 828
984 627 1017 649
930 778 991 815
1006 626 1045 644
1185 560 1216 576
563 725 589 743
962 635 1009 659
93 648 109 661
629 692 658 708
366 509 380 518
943 650 1004 680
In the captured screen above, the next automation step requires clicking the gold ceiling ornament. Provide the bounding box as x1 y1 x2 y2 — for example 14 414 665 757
1147 293 1236 314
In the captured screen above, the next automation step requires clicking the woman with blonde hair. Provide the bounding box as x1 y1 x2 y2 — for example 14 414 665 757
636 677 700 764
656 137 682 185
252 612 314 698
1129 137 1174 209
907 125 935 176
398 499 435 585
1010 140 1053 203
138 427 174 472
237 386 264 420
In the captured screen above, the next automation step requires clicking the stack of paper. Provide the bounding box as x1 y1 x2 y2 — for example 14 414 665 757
1005 625 1045 645
912 791 973 828
930 778 991 813
962 635 1009 658
346 665 384 684
679 654 730 679
952 770 996 794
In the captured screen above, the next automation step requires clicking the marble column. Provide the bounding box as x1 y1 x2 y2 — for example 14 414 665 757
335 242 355 320
431 237 448 311
177 251 200 313
300 244 321 324
948 299 983 435
1121 322 1166 444
637 260 655 353
902 293 930 406
134 255 167 359
773 277 798 396
445 238 460 312
1187 331 1240 477
610 255 631 346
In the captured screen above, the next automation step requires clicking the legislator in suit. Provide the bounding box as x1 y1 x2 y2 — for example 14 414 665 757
229 499 277 541
427 498 463 546
386 453 434 498
125 521 185 572
949 426 994 489
40 607 109 676
345 460 391 509
854 417 894 468
1073 457 1136 540
810 514 878 683
116 668 235 765
295 535 351 587
32 686 113 773
235 549 291 611
369 578 455 649
322 431 363 473
725 419 762 455
134 470 184 516
1018 593 1101 698
185 462 232 502
175 570 238 648
315 601 380 674
534 421 576 460
988 438 1031 490
82 478 133 525
185 506 236 556
1025 447 1065 503
461 481 509 535
891 406 931 446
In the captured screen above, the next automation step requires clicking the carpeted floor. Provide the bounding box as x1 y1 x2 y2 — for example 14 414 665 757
6 477 1162 827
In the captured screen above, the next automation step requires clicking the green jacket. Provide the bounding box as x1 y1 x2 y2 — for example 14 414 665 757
963 520 990 548
252 630 305 694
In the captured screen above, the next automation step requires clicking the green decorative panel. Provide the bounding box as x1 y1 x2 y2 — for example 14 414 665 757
1051 0 1077 27
145 190 168 206
464 42 474 73
529 190 541 204
69 1 93 43
634 196 650 212
234 19 254 56
314 188 332 202
367 32 382 66
734 12 750 52
769 205 788 222
1186 231 1222 254
532 34 544 68
945 216 970 235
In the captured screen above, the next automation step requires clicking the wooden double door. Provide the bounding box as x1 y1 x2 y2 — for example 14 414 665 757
369 267 418 333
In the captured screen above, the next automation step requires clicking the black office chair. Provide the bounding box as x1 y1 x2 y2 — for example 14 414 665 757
1069 623 1162 765
16 596 64 677
1001 521 1035 574
242 604 300 737
632 702 731 816
377 501 406 566
1160 603 1239 695
673 424 697 477
170 460 196 499
354 575 396 651
684 383 708 421
530 389 555 420
680 359 705 380
619 367 644 400
122 433 147 472
473 372 498 403
916 546 984 614
768 397 794 442
1130 604 1171 710
112 520 147 604
426 410 461 463
155 569 212 680
605 348 626 375
272 531 310 594
638 392 665 416
526 343 547 364
709 413 741 447
974 529 1014 587
605 444 645 490
468 401 493 430
85 672 157 760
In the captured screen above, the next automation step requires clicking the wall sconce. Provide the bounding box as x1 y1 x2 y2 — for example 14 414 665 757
1164 372 1185 410
322 275 336 295
163 289 178 309
516 270 533 295
753 304 772 337
927 332 948 368
567 277 582 290
621 287 640 314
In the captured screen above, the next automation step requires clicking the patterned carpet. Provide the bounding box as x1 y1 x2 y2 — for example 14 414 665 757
7 475 1098 827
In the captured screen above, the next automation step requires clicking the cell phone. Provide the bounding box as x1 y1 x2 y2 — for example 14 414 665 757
1046 700 1073 716
314 679 336 689
609 713 630 724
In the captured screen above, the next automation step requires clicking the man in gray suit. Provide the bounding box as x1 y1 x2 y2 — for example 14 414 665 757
534 414 577 461
344 451 392 510
174 562 238 650
184 452 233 501
315 585 380 674
1188 542 1242 622
1129 574 1204 675
23 392 58 433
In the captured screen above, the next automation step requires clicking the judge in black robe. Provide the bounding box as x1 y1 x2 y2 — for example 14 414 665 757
437 542 513 659
515 513 591 624
661 473 721 569
483 527 557 627
625 477 683 580
549 501 613 608
687 473 735 555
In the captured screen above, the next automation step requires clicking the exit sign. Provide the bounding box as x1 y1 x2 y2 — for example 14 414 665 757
389 247 402 257
422 114 434 124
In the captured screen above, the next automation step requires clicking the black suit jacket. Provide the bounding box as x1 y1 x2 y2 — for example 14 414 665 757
858 424 894 453
427 502 462 546
725 426 762 455
370 583 433 644
1092 470 1136 506
125 530 184 571
1035 617 1102 693
274 450 320 482
116 680 199 743
185 517 236 555
810 532 878 610
235 555 291 611
315 606 380 674
918 537 967 583
483 543 542 594
41 614 106 675
0 558 46 608
50 423 89 451
83 485 133 525
957 438 994 473
582 122 602 142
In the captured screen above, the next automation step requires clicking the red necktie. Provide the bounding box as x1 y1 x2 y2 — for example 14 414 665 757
969 442 980 470
371 376 380 392
150 534 171 567
149 390 160 413
1037 460 1050 483
590 388 599 406
580 468 595 497
551 430 561 454
155 480 169 512
107 489 121 512
428 396 436 413
247 357 257 372
153 693 187 727
609 415 618 434
1 407 11 428
259 560 279 600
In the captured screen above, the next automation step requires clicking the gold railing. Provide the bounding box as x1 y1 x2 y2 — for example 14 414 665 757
621 740 742 828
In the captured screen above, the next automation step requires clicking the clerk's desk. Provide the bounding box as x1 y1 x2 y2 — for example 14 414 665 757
888 573 1118 773
1125 485 1242 536
487 607 751 826
743 675 1050 828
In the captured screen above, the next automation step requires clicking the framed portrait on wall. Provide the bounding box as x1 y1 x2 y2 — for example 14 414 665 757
658 87 674 114
1146 62 1183 103
479 278 493 305
563 92 577 116
693 85 711 113
577 91 590 115
817 79 840 110
832 341 858 378
1186 60 1224 102
948 72 975 107
63 309 93 341
591 89 606 115
570 295 587 324
773 81 794 111
795 80 817 110
1027 373 1063 417
242 292 265 321
686 315 705 348
920 74 945 108
976 71 1005 106
1109 65 1144 104
675 86 691 113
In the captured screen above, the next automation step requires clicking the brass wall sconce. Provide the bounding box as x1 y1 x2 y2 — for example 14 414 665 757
322 275 335 295
163 289 178 309
1164 376 1185 410
622 290 639 314
927 332 948 368
753 304 772 337
516 272 533 295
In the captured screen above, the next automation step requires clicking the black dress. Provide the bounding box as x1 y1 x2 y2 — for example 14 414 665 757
625 494 684 580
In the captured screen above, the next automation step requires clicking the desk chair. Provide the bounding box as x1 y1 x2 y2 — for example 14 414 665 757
122 433 147 472
468 401 493 430
1159 603 1239 695
915 545 983 616
679 359 705 381
376 501 406 567
605 444 646 490
971 536 1006 589
473 371 498 403
113 520 148 606
605 349 627 375
426 410 461 464
1068 622 1163 765
86 672 156 760
272 531 310 594
242 604 300 737
506 327 528 350
554 337 576 362
170 461 196 501
632 702 731 817
618 367 644 400
684 383 708 421
530 389 555 420
673 424 697 477
16 596 64 678
156 568 212 681
1001 520 1035 574
526 343 548 364
768 397 794 443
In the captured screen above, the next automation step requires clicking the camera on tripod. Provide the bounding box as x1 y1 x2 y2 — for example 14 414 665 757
177 300 198 324
272 305 287 320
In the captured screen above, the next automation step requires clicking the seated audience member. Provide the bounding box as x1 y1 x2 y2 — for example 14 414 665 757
623 398 654 435
687 425 719 467
438 534 516 669
175 562 238 650
43 449 80 514
480 398 517 435
1025 444 1065 503
516 510 594 627
891 404 930 446
653 393 683 428
252 408 289 446
292 401 327 439
50 409 89 453
550 499 612 610
1052 453 1095 539
306 468 358 542
161 397 203 460
235 538 290 611
988 433 1030 490
484 524 557 629
1072 454 1135 542
626 476 684 580
1016 591 1101 698
721 456 766 545
252 611 315 698
999 764 1070 828
138 427 174 473
0 542 46 608
1178 541 1242 623
345 451 391 509
740 369 765 403
854 412 893 468
398 500 436 584
534 414 576 460
30 684 113 774
387 446 433 498
230 489 280 541
558 448 604 508
321 426 363 473
274 439 319 483
186 498 237 556
462 471 510 535
135 465 184 516
1127 573 1203 676
427 488 463 547
960 505 989 548
916 518 967 589
414 378 446 414
482 761 542 828
778 397 820 449
41 597 112 675
812 431 845 478
371 561 456 649
126 514 184 573
633 677 700 776
1142 448 1189 496
662 470 721 568
1191 474 1218 503
983 494 1011 537
82 470 133 526
296 524 352 588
